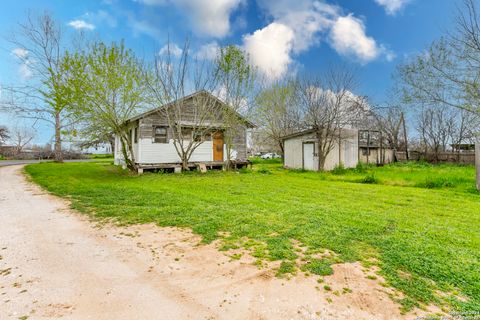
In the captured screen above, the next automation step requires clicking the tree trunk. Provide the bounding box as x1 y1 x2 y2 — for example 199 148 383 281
54 111 63 162
318 152 326 172
476 134 480 191
119 134 137 172
278 140 284 157
401 112 409 161
182 156 189 171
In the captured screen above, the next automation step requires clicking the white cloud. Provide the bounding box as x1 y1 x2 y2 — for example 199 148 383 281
243 22 294 80
135 0 242 38
374 0 410 15
245 0 391 80
11 48 28 59
83 10 117 28
329 14 380 63
11 48 32 80
196 42 220 60
18 63 33 80
68 19 95 30
385 50 396 62
159 43 183 57
256 0 338 53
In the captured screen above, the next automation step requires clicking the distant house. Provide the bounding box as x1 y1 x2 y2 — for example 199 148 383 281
114 91 255 172
282 128 394 171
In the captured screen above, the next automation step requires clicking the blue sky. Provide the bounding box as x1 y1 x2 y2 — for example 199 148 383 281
0 0 458 144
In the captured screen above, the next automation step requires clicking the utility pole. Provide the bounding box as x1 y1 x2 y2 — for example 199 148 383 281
366 130 370 165
401 112 409 161
476 134 480 190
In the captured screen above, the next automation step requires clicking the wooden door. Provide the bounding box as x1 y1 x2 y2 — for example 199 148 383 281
213 131 224 161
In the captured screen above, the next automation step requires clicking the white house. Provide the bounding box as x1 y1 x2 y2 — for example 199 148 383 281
114 91 255 172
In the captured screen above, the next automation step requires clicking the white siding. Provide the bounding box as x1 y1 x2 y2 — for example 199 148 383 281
114 135 123 166
284 135 315 170
138 138 214 164
116 135 239 165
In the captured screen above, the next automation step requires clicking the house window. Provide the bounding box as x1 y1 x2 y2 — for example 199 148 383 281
134 127 138 143
153 126 167 143
182 128 192 141
193 132 202 142
361 148 371 156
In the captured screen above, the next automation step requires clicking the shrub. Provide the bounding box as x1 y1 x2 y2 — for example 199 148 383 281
238 167 252 174
257 168 272 174
362 173 378 184
355 162 371 173
332 162 347 175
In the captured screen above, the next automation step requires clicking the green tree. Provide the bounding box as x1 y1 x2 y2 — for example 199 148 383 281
71 41 149 172
215 45 255 169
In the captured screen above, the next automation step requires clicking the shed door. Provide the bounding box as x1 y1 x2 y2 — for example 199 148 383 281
213 131 224 161
303 143 315 170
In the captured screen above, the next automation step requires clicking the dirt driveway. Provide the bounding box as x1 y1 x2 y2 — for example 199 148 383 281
0 165 436 319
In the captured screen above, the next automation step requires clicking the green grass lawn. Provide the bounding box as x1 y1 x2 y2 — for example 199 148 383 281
88 153 114 159
24 160 480 313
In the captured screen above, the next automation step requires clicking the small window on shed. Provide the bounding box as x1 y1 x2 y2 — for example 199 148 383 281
361 148 371 156
153 126 167 143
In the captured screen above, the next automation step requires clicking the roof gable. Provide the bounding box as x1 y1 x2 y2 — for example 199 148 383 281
127 91 255 128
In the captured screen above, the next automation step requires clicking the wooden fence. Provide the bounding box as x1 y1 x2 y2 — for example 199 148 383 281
395 151 476 164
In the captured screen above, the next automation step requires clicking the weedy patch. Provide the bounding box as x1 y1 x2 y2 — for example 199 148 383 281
276 261 296 277
301 258 334 276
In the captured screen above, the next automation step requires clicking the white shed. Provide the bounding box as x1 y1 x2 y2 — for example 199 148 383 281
282 129 359 171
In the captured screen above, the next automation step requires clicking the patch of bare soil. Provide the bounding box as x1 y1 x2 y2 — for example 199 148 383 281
0 165 441 319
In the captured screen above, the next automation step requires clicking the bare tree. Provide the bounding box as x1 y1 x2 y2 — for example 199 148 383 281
1 12 78 162
254 78 301 155
147 40 229 171
298 67 366 171
0 126 9 145
369 105 409 162
10 125 36 155
416 105 455 161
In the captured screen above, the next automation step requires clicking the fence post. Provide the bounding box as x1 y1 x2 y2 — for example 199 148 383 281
476 134 480 191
